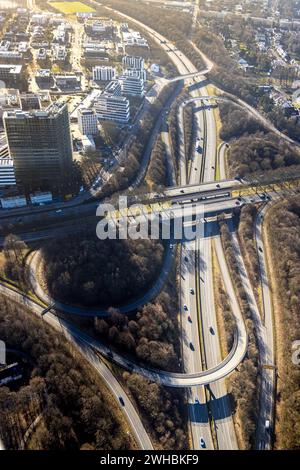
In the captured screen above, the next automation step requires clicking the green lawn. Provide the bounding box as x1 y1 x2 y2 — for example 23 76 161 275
49 1 95 15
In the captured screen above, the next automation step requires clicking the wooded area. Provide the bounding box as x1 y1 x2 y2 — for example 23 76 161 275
220 223 260 449
266 196 300 449
42 232 165 308
124 373 187 449
219 102 300 177
147 137 168 188
0 298 130 450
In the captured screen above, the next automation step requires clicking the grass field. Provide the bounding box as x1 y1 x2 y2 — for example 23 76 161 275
49 1 95 15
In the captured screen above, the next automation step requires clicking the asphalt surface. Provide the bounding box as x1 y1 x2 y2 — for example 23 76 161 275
254 206 275 450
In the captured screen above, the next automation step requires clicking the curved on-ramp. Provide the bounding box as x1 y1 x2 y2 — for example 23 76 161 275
11 252 247 388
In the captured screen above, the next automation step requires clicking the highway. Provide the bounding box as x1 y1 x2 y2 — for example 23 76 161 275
163 27 238 448
230 226 275 450
12 0 277 451
0 282 153 451
0 279 246 389
193 93 238 449
255 205 275 450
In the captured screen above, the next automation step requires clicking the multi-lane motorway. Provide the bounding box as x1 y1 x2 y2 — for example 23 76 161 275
4 0 279 452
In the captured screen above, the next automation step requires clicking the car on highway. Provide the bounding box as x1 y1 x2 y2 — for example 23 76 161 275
185 256 189 262
195 397 199 404
188 316 192 323
200 437 206 448
119 397 125 406
216 183 221 188
183 304 188 311
209 326 215 335
189 342 195 351
259 246 263 253
180 189 185 193
265 419 270 430
55 209 62 214
190 288 194 295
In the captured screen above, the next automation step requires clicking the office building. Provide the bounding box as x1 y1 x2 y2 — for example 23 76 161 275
122 55 144 70
30 191 53 205
36 69 54 88
0 65 22 86
55 74 81 90
20 93 41 111
123 68 147 81
104 80 122 96
54 45 67 61
0 195 26 209
95 95 130 123
78 108 98 136
120 76 144 97
0 158 16 187
92 65 116 82
82 135 96 152
3 103 73 189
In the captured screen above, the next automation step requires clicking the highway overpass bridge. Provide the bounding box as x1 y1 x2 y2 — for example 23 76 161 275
104 175 300 225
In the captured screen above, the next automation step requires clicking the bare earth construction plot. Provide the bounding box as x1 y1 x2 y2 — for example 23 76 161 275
49 1 95 14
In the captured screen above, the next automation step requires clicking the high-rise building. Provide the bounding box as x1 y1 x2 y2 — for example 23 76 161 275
3 103 73 189
122 55 144 70
95 95 130 123
0 65 22 86
77 108 98 135
92 66 116 82
0 158 16 187
120 76 144 97
123 68 147 81
104 80 122 96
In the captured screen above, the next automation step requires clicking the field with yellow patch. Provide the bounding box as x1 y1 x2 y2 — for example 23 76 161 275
49 1 95 15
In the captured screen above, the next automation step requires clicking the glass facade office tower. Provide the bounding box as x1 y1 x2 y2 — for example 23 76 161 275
3 103 73 190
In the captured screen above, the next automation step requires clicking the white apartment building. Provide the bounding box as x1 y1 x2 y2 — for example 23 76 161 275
93 66 116 82
104 80 122 96
123 68 147 81
95 95 130 123
78 108 98 136
0 158 16 187
122 55 144 70
120 76 144 97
